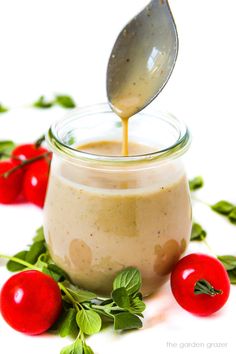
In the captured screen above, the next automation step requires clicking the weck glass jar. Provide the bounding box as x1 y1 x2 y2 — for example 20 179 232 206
44 103 191 296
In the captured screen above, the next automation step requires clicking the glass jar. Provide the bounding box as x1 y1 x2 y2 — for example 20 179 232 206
44 103 191 296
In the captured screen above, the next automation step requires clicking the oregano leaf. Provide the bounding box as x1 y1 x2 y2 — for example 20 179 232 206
189 176 204 191
217 255 236 270
76 309 102 335
211 201 234 215
190 223 207 241
113 267 141 295
55 95 76 108
6 251 28 271
59 308 78 338
25 240 46 264
33 96 54 109
114 312 142 330
228 207 236 224
112 287 130 309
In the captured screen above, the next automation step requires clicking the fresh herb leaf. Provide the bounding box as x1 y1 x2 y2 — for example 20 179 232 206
63 284 97 303
211 200 234 215
0 140 16 159
114 312 142 330
55 95 76 108
217 255 236 284
42 263 67 282
113 267 141 295
76 309 102 335
25 240 46 264
129 296 146 315
0 103 8 113
33 96 54 109
190 222 207 241
112 287 130 309
189 176 204 191
217 255 236 270
60 338 83 354
6 251 28 271
228 269 236 284
59 308 78 338
228 207 236 224
33 226 45 242
83 343 94 354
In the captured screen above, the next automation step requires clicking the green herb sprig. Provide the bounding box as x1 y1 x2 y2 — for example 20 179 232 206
189 176 204 191
190 222 207 242
33 94 76 109
211 201 236 224
0 227 145 354
217 255 236 284
190 176 236 225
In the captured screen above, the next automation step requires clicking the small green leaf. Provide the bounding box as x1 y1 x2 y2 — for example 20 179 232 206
55 95 76 108
0 104 8 113
114 312 142 330
33 226 45 242
189 176 204 191
25 240 46 264
112 287 130 309
113 267 142 295
33 96 54 109
59 308 78 338
76 309 102 335
60 338 83 354
217 255 236 270
211 200 234 215
6 251 28 271
0 140 16 159
129 296 146 314
48 264 68 279
228 269 236 284
42 265 65 282
228 207 236 224
190 223 207 241
83 343 95 354
66 286 97 303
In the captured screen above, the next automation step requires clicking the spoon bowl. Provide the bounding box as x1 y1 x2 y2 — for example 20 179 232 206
107 0 178 118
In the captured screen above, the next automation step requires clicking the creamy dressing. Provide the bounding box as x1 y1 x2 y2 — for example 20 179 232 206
44 141 191 296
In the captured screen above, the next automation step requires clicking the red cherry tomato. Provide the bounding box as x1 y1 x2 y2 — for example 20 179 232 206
0 270 62 335
170 253 230 316
0 161 23 204
23 159 50 208
12 144 48 163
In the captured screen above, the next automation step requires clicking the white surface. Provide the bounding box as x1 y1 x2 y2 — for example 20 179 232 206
1 0 236 353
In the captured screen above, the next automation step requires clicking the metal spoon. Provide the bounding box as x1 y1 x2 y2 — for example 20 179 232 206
107 0 178 119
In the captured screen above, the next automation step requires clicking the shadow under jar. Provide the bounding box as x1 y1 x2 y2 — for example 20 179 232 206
44 103 192 296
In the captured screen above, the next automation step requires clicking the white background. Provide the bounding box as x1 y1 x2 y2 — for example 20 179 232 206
1 0 236 353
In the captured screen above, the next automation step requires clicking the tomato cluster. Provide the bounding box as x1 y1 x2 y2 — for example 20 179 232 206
0 144 51 207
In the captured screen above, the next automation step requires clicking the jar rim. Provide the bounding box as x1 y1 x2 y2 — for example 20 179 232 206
47 102 191 165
